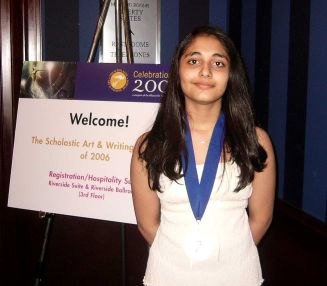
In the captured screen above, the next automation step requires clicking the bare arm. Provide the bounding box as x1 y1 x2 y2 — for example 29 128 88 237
248 128 276 245
130 135 160 246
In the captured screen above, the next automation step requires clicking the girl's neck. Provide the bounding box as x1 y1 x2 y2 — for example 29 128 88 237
186 104 223 165
186 104 222 132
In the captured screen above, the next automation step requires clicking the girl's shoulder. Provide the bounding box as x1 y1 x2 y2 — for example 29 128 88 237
255 127 274 154
133 132 149 155
131 133 150 173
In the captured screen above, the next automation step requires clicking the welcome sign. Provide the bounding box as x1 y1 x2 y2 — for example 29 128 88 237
8 61 168 224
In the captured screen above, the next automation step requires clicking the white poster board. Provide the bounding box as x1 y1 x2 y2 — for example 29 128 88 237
8 62 168 224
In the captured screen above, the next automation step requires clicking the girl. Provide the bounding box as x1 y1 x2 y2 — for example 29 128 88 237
131 26 276 286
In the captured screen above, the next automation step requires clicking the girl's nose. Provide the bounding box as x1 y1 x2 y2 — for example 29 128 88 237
199 64 212 78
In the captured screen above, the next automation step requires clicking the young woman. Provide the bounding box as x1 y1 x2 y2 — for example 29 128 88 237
131 26 276 286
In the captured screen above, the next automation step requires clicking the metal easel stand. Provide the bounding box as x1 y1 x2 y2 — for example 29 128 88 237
87 0 133 64
87 2 134 286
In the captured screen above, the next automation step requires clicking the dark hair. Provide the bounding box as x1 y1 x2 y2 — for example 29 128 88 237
139 26 267 192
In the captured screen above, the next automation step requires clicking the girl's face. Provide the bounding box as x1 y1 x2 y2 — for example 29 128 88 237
179 35 230 108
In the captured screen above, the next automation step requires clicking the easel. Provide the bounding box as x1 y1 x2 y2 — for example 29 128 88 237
34 0 133 285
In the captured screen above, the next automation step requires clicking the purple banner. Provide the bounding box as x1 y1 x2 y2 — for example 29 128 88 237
20 62 169 103
75 63 169 103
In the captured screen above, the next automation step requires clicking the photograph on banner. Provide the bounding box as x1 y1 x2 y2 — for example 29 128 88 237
101 0 160 63
8 61 169 224
20 61 77 99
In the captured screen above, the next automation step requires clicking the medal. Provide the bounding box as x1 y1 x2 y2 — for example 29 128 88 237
184 222 214 261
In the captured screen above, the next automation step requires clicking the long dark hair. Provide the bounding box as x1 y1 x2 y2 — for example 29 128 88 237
139 26 267 192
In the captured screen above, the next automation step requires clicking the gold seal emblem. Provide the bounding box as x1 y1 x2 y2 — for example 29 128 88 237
108 69 129 92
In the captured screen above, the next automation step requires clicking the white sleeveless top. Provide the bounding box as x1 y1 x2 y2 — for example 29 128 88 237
143 162 264 286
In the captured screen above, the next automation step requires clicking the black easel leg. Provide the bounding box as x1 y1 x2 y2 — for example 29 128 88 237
34 213 55 286
121 223 126 286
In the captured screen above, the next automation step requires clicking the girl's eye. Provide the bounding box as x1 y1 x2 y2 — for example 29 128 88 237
188 59 199 65
214 61 224 67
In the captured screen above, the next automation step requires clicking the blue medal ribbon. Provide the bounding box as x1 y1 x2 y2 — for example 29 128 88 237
181 112 225 221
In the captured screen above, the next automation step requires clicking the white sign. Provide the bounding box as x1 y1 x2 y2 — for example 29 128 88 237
101 0 160 63
8 98 159 224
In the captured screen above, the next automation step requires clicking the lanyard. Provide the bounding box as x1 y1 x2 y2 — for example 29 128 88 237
181 112 225 221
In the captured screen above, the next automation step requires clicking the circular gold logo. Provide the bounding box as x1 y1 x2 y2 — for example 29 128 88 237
108 69 128 92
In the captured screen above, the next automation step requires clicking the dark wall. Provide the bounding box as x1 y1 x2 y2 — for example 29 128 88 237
43 0 79 61
263 0 327 222
302 0 327 223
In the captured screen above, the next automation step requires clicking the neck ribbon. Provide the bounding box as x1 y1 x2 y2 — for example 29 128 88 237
181 112 225 221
